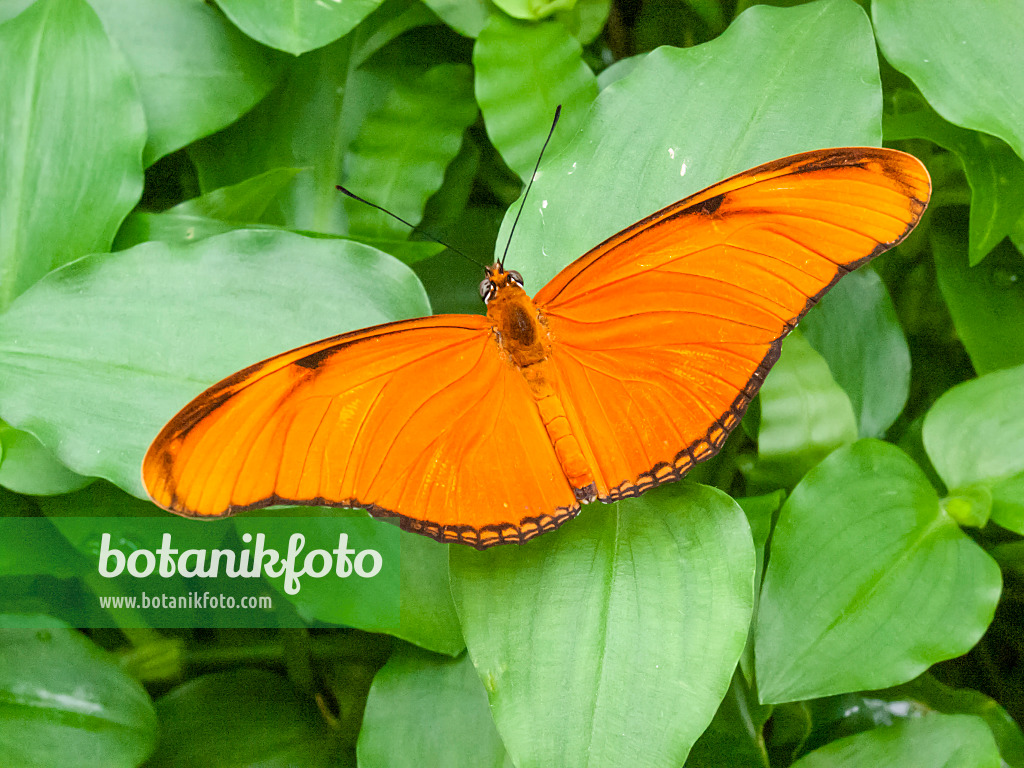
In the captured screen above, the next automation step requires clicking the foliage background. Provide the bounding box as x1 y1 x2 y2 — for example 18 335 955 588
1 0 1023 765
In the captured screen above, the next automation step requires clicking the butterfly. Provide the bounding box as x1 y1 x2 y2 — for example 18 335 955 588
143 147 930 549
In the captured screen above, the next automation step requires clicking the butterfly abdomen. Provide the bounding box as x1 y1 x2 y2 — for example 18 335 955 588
486 281 597 503
532 387 597 502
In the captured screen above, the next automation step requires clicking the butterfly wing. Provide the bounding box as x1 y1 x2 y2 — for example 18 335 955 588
143 316 580 548
533 147 931 499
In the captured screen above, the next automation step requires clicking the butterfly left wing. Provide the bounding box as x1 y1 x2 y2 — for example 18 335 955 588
143 316 581 548
533 147 930 500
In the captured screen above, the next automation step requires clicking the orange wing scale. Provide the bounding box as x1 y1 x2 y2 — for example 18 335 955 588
144 147 930 547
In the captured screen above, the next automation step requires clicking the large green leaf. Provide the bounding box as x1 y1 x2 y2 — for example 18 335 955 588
498 0 884 291
873 0 1024 162
147 669 331 767
0 0 144 310
343 63 478 238
450 482 754 768
885 104 1024 266
474 14 598 180
215 0 383 55
790 713 1000 768
357 646 512 767
932 218 1024 375
800 269 910 438
0 230 430 498
0 621 157 768
922 362 1024 534
87 0 284 167
749 332 858 489
755 440 1001 704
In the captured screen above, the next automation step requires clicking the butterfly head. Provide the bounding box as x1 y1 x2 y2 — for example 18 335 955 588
479 263 525 304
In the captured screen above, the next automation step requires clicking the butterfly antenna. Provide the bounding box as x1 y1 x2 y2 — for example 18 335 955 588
500 104 562 269
336 185 484 268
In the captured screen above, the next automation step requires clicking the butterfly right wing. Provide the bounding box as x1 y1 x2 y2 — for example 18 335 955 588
143 315 581 548
533 147 930 500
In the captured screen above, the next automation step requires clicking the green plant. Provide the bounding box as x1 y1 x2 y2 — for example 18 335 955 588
0 0 1022 766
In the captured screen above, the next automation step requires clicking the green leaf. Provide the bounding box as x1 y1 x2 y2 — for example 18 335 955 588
420 130 482 236
884 106 1024 265
755 440 1001 704
0 1 34 23
395 533 464 655
214 0 383 55
0 424 93 495
790 713 1000 768
498 0 885 292
357 646 511 767
343 63 478 238
0 499 89 578
0 0 145 310
557 0 611 45
87 0 285 166
800 269 911 438
492 0 576 21
34 482 230 628
450 482 754 768
749 332 858 489
147 669 331 767
922 362 1024 534
873 0 1024 162
474 14 598 180
162 167 306 223
687 671 772 768
0 230 430 498
932 219 1024 375
0 621 157 768
875 674 1024 767
36 480 231 564
421 0 490 37
114 167 303 248
736 490 784 683
232 512 401 634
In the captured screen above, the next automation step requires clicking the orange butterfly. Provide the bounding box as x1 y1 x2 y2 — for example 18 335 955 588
143 147 930 548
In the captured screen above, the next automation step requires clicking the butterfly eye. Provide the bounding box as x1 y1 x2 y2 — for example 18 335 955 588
508 270 524 289
479 278 496 302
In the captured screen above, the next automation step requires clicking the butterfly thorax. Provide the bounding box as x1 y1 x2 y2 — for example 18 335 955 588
483 266 551 369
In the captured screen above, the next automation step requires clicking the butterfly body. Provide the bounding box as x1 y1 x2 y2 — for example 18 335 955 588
484 263 598 502
144 147 931 548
